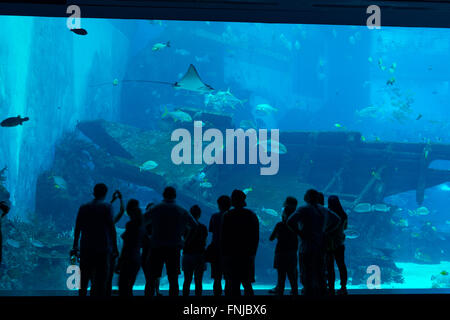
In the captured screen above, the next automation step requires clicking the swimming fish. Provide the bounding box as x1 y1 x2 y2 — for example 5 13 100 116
243 187 253 195
441 271 449 276
256 104 278 114
386 77 396 86
162 107 192 123
356 106 378 118
371 171 381 180
344 229 360 239
6 239 20 248
396 219 409 227
240 120 257 130
52 176 68 190
389 63 397 74
139 160 158 172
205 89 246 110
378 58 386 71
195 55 210 63
175 49 190 56
1 115 29 127
408 206 430 216
31 239 45 248
148 20 163 26
199 181 212 188
173 64 214 93
416 114 423 120
414 249 432 263
70 28 88 36
262 207 278 217
96 64 214 94
113 79 119 86
372 204 390 213
353 203 372 213
348 36 356 45
152 41 170 51
334 123 345 129
256 140 287 154
194 172 207 182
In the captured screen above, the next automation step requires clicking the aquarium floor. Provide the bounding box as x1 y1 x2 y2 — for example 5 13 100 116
1 288 450 296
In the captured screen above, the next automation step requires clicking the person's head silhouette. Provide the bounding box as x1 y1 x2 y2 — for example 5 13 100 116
283 196 298 220
231 189 246 208
163 186 176 201
304 189 320 205
93 183 108 200
126 199 142 220
328 195 345 215
190 205 201 220
217 195 231 212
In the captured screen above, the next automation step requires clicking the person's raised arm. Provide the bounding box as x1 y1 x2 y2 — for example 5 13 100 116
111 191 125 224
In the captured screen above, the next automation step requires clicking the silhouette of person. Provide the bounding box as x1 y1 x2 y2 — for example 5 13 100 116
182 205 208 296
117 199 145 296
72 183 119 296
208 195 231 296
0 201 10 265
146 186 197 296
106 190 125 296
269 196 298 296
326 195 348 295
142 202 161 296
221 189 259 296
287 189 340 296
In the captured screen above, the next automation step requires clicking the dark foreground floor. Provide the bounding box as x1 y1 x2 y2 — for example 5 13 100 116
0 290 449 318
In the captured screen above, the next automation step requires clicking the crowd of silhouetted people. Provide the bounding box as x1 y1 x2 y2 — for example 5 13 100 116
71 183 348 297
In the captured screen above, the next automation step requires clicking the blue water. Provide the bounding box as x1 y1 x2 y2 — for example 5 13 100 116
1 16 450 292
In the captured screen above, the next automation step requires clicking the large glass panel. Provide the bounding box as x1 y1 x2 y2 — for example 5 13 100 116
0 16 449 292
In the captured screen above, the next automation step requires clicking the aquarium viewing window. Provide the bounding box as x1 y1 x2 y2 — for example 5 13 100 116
1 13 450 294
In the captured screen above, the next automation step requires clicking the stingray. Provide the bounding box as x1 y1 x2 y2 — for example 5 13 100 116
92 64 214 94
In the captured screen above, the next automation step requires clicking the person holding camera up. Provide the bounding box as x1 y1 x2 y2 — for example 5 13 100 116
72 183 120 296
